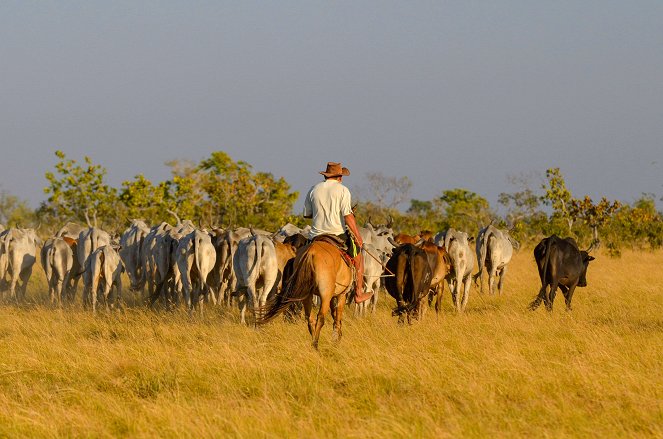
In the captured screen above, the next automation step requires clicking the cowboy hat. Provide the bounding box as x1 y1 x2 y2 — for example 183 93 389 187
319 162 350 177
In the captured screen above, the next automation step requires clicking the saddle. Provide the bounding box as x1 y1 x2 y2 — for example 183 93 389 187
311 234 355 269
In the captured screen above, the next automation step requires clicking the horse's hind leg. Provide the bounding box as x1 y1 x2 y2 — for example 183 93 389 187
312 296 331 349
331 293 346 343
303 295 314 335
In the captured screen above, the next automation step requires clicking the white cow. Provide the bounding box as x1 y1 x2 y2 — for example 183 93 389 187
119 219 151 292
355 243 387 317
272 223 302 243
176 229 217 312
216 227 271 306
436 229 475 312
359 220 396 259
140 222 173 301
233 233 279 324
84 245 123 313
473 224 520 295
40 237 75 305
0 228 40 301
76 227 111 277
55 222 87 240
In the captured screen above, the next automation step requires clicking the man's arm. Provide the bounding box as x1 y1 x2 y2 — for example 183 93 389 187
344 213 363 248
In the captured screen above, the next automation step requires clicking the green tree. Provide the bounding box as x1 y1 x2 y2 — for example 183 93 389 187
0 189 36 227
119 174 167 223
541 168 574 235
198 151 298 229
498 173 548 242
607 195 663 250
41 150 118 227
569 196 621 243
436 188 492 234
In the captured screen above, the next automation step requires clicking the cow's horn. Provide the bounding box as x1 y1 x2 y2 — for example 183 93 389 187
387 215 393 228
586 240 599 254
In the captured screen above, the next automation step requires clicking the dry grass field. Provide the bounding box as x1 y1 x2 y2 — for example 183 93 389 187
1 248 661 438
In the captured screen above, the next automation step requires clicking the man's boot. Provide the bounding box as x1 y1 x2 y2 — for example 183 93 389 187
354 288 373 304
353 253 372 304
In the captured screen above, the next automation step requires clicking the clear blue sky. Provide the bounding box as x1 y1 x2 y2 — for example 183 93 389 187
1 1 662 212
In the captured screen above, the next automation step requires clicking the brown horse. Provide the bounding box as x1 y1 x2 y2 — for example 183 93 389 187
257 239 353 349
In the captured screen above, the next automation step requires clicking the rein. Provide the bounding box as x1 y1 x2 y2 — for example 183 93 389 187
362 247 396 278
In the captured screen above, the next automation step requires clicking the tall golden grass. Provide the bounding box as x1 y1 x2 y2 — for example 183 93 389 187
0 248 661 438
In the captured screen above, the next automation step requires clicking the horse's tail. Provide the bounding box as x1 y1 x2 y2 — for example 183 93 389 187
257 244 316 324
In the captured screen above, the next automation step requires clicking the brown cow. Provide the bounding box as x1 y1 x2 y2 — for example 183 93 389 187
394 233 419 245
418 230 434 243
418 241 452 315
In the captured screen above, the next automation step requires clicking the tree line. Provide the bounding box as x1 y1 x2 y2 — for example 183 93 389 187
1 150 661 255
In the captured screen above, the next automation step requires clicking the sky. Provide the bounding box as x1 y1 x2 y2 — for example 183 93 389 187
1 1 662 213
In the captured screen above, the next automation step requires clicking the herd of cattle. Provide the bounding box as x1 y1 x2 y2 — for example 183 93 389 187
0 219 596 319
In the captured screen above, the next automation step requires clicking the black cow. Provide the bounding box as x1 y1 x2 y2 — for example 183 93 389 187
530 235 595 311
384 244 433 323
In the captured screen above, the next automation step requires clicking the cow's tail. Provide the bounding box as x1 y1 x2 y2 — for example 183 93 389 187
541 237 553 289
46 245 56 284
193 232 204 288
257 244 314 324
391 248 410 316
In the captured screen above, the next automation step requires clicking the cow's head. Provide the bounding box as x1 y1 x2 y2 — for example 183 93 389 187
578 251 595 287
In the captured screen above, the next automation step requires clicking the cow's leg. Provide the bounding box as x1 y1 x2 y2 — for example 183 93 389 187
103 278 112 312
312 295 330 349
488 268 497 295
529 284 546 310
238 288 250 325
207 284 217 306
54 277 64 307
9 268 21 301
461 275 471 311
91 282 99 314
497 266 507 295
545 282 558 311
454 279 463 312
48 277 56 305
371 280 378 314
115 275 123 310
19 266 32 302
561 284 576 311
435 283 445 315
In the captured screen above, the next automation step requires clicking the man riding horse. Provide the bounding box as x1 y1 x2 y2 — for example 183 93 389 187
303 162 372 304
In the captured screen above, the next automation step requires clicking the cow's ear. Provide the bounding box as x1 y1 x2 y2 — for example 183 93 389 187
62 236 76 247
468 236 475 243
588 256 595 261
